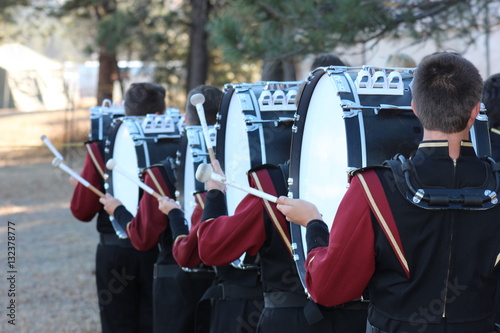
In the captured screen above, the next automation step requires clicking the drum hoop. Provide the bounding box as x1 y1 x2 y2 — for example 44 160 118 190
289 69 329 290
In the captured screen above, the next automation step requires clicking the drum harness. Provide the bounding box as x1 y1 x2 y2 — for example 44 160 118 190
385 154 500 210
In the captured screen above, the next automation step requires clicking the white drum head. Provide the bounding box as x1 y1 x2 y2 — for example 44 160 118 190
299 73 349 227
111 121 141 216
223 92 252 215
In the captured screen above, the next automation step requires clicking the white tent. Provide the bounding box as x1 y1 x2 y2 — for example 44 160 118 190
0 43 69 111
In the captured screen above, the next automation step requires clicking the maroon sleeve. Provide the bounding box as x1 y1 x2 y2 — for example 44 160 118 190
172 192 205 268
197 193 267 266
127 167 169 251
305 175 376 307
70 142 104 222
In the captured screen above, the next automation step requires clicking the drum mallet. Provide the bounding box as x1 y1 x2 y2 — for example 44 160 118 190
52 158 105 198
190 93 216 164
41 135 65 161
106 159 162 200
195 163 278 203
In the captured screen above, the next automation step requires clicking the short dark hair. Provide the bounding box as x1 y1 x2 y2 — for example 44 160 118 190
482 73 500 129
185 85 222 126
411 52 482 133
311 54 345 70
124 82 166 116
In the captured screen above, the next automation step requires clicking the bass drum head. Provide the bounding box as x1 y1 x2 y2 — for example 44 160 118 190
296 71 349 225
289 67 420 289
108 119 141 216
217 88 252 214
217 82 301 215
175 126 213 227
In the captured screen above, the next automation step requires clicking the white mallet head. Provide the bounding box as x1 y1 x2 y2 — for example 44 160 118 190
196 163 214 183
106 159 117 170
190 93 205 106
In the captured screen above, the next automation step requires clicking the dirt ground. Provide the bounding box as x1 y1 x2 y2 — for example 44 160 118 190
0 108 102 332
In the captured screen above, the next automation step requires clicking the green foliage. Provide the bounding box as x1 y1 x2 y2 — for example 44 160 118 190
209 0 500 66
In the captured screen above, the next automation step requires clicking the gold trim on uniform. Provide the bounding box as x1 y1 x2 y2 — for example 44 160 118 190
357 173 410 275
460 141 473 147
495 253 500 267
86 143 106 178
418 142 449 148
491 128 500 136
250 172 294 257
146 168 166 197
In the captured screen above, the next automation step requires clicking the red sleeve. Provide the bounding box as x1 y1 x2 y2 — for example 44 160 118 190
127 168 170 251
305 175 376 306
172 193 205 267
197 194 267 266
70 143 104 222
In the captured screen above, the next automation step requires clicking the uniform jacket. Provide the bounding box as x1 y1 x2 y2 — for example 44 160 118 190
70 141 113 233
305 141 500 332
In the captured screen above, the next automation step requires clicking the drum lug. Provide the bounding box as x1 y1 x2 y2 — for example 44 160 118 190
294 113 300 122
287 177 293 186
292 125 297 133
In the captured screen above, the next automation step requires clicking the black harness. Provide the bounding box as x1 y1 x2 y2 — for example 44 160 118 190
385 154 500 210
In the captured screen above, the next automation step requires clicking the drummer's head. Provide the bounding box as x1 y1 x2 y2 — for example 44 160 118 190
311 54 345 70
411 52 482 134
124 82 166 116
185 85 223 126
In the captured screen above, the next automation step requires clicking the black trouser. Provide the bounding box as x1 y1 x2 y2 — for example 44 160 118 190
260 292 368 333
198 283 264 333
152 264 215 333
95 239 158 333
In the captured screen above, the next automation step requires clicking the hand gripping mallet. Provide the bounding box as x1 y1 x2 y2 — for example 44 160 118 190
195 163 278 203
105 159 162 200
41 135 64 161
190 93 216 164
52 158 105 198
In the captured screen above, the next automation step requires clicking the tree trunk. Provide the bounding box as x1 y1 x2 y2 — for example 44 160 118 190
97 46 119 105
261 59 297 81
187 0 210 92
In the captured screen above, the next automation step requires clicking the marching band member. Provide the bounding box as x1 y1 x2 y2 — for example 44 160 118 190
70 83 165 333
277 52 500 333
99 85 221 332
158 85 264 333
195 159 368 333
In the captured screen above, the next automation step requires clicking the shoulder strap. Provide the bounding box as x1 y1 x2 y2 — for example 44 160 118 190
385 155 500 210
248 167 293 257
85 141 106 179
143 158 177 199
356 170 410 278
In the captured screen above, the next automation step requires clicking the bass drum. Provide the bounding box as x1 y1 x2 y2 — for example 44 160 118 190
216 81 302 268
289 66 491 290
105 111 182 216
175 125 216 228
89 99 125 141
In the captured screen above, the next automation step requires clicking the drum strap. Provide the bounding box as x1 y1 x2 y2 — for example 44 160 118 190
194 192 205 209
249 169 293 257
146 168 166 197
356 170 410 278
386 155 500 210
85 142 106 179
